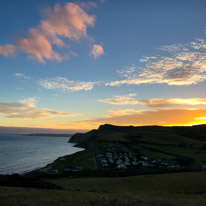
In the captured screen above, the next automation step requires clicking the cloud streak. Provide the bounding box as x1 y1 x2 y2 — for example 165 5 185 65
40 77 96 91
107 38 206 86
139 98 206 107
0 99 80 119
99 95 206 107
15 73 31 79
98 94 139 105
106 108 140 117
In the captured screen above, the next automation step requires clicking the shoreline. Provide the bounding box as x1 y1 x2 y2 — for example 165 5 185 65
0 134 84 175
19 166 48 175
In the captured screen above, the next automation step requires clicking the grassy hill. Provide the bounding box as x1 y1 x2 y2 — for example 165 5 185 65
31 124 206 175
70 124 206 147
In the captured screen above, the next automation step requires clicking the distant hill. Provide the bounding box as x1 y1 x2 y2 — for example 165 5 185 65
32 124 206 175
26 133 73 137
69 124 206 147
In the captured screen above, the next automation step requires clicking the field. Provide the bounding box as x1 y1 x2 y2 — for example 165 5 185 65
0 172 206 206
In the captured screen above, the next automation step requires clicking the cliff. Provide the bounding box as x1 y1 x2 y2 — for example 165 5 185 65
69 129 98 148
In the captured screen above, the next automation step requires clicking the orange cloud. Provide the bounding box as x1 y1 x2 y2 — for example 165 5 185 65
139 98 206 107
4 108 206 130
0 44 15 57
90 44 104 58
99 95 206 107
106 109 139 117
66 108 206 129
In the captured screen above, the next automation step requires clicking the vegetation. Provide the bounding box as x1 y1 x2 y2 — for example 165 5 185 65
1 124 206 205
44 124 206 172
0 172 206 206
0 174 62 189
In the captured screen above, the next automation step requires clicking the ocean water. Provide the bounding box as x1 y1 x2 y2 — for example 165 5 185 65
0 134 83 174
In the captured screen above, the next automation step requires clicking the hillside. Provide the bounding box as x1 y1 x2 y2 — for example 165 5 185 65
69 124 206 146
9 125 206 206
29 124 206 176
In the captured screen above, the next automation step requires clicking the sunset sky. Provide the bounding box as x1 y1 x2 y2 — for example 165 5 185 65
1 0 206 132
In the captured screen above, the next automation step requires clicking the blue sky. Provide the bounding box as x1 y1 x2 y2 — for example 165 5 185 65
1 0 206 131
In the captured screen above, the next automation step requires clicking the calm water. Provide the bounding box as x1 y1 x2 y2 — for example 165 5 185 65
0 134 83 174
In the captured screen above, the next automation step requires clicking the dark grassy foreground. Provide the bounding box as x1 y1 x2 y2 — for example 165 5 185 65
0 171 206 206
0 174 62 189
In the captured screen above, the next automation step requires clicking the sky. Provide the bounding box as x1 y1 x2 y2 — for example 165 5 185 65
2 0 206 132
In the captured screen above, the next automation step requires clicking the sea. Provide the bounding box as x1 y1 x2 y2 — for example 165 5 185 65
0 134 84 174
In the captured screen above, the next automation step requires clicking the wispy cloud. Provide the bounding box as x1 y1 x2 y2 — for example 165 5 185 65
138 98 206 107
0 98 80 119
107 38 206 86
39 77 96 91
19 97 37 106
15 73 31 79
90 44 104 58
99 95 206 107
106 108 140 117
0 44 15 57
98 94 139 105
79 2 98 10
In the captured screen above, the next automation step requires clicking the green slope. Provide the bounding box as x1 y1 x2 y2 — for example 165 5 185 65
32 124 206 173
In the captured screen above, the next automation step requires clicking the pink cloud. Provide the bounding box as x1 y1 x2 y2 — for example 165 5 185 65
16 29 63 63
15 2 96 63
0 44 15 57
90 44 104 58
40 3 95 46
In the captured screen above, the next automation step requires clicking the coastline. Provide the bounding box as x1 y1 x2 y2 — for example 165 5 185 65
0 134 84 175
19 166 48 175
22 144 85 175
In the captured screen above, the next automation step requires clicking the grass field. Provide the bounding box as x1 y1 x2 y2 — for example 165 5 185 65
139 143 206 168
0 172 206 206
